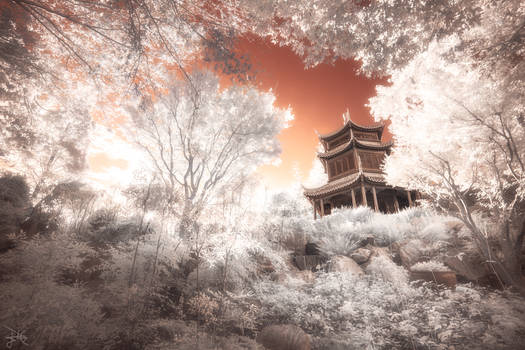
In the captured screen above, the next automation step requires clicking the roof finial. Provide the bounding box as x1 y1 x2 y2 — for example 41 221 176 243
342 108 351 125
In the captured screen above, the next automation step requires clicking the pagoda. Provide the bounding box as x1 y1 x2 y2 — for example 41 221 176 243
304 112 417 219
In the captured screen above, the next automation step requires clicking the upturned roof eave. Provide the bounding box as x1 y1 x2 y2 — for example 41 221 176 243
303 172 389 199
317 139 393 159
318 120 385 141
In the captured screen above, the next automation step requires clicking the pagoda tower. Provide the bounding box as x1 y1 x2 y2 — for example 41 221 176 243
304 111 417 219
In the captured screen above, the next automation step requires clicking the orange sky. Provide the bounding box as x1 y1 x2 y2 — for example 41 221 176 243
235 37 389 188
89 36 389 189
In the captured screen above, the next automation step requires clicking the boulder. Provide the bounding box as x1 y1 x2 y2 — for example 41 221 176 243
394 239 429 268
409 270 457 289
350 248 372 264
327 255 364 276
359 236 375 247
443 254 489 283
367 245 391 259
257 324 310 350
361 245 392 268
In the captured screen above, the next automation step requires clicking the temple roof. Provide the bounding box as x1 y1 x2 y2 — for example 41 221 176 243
318 138 393 159
318 119 385 141
304 172 387 199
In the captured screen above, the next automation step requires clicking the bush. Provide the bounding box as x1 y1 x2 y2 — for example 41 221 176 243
0 234 109 349
80 209 147 248
0 173 30 237
308 207 455 256
253 270 525 349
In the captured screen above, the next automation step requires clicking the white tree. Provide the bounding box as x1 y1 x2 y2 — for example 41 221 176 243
369 39 525 291
0 90 92 201
128 70 292 237
247 0 525 292
303 145 328 189
242 0 485 74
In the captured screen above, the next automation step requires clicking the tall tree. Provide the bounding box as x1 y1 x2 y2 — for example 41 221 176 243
128 70 291 237
369 39 525 292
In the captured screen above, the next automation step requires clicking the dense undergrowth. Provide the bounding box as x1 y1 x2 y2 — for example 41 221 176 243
1 177 524 349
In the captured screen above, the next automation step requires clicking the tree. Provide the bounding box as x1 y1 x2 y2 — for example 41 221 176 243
242 0 483 74
128 70 291 237
303 144 328 188
242 0 523 79
0 173 30 239
1 0 252 95
369 39 525 292
0 95 92 200
1 1 255 180
249 0 525 292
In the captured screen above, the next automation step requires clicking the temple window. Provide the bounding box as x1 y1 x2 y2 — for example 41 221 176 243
359 151 384 170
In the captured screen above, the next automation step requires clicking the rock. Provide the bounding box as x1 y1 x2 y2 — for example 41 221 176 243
361 245 392 268
257 324 311 350
367 245 391 259
327 255 364 276
409 270 457 289
396 239 429 268
443 254 488 283
359 236 375 247
350 248 372 264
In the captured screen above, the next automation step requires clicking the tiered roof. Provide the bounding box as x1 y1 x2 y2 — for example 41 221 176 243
304 114 393 200
304 172 387 199
317 139 393 159
318 119 385 141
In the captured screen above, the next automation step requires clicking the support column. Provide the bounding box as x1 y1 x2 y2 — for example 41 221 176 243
350 188 357 208
320 198 325 217
361 182 367 207
393 194 400 212
313 200 317 220
372 186 379 212
407 190 413 207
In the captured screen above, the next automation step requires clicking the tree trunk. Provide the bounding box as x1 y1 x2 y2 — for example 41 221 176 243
498 222 525 294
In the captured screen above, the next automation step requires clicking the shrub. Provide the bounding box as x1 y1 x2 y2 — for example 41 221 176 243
307 207 456 256
0 234 109 349
80 209 147 248
0 173 30 237
253 269 525 349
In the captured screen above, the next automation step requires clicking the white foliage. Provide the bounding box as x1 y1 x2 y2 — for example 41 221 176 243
303 150 328 188
128 70 291 230
411 260 449 272
366 255 409 286
309 206 453 256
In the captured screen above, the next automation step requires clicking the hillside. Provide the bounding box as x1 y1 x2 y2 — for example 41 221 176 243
1 182 524 349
